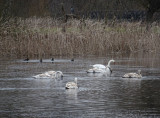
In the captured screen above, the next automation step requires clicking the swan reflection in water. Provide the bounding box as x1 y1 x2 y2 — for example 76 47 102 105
65 87 78 104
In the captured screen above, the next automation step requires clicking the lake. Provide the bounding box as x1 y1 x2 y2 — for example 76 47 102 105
0 53 160 118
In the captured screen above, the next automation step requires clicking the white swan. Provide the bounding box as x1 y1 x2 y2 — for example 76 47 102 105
44 71 56 75
122 70 142 78
33 71 63 79
92 59 115 69
45 71 63 79
66 78 78 89
86 67 106 73
32 73 50 79
87 59 115 76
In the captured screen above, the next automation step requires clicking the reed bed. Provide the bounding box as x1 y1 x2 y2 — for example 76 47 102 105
0 17 160 58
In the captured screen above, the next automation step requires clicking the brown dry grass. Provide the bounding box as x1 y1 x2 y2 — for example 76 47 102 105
0 17 160 58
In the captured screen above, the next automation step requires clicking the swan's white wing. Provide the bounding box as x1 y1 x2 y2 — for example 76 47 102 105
94 68 106 73
92 64 106 69
33 73 50 79
45 71 56 75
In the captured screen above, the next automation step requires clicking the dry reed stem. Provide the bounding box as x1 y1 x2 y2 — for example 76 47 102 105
0 18 160 58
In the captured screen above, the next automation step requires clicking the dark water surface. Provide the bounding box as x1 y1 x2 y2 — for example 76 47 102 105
0 53 160 118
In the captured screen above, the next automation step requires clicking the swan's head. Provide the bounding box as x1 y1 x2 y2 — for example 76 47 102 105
56 71 63 78
107 59 115 66
110 59 115 63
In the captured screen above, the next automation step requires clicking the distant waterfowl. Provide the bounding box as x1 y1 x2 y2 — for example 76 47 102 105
122 70 142 78
71 58 74 61
24 58 29 61
66 78 78 89
51 58 54 61
40 58 42 63
87 59 115 76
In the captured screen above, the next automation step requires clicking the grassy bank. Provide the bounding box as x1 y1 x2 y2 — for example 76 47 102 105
0 17 160 58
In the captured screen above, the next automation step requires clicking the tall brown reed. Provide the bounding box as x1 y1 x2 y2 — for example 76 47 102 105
0 17 160 58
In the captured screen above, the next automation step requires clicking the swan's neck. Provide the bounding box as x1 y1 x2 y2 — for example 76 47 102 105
75 78 77 84
107 60 112 67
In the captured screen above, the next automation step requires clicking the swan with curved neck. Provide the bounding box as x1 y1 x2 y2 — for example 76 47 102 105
54 71 63 79
122 70 142 78
44 71 63 79
65 78 78 89
92 59 115 69
87 59 115 76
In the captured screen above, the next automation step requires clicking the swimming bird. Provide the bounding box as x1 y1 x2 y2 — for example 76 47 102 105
40 58 42 63
51 58 54 61
32 73 50 79
66 78 78 89
45 71 63 79
86 67 106 73
122 70 142 78
71 58 74 61
33 71 63 79
24 58 29 61
92 59 115 69
87 59 115 76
